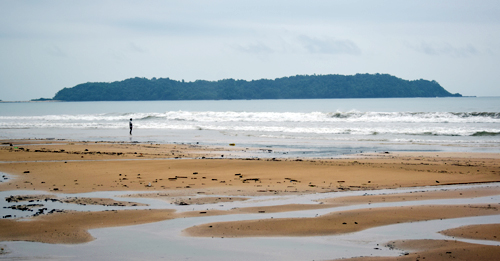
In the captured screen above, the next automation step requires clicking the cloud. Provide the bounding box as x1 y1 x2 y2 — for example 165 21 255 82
233 42 274 54
297 35 361 55
233 35 362 56
1 0 500 100
128 42 147 53
46 45 67 57
410 42 479 57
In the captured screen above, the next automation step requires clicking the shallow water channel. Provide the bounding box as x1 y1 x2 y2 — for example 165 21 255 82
1 182 499 260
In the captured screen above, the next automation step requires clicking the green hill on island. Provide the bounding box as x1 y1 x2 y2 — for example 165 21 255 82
52 73 461 101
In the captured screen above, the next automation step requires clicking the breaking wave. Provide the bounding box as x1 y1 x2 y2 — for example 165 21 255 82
1 111 499 124
471 131 500 136
1 110 499 139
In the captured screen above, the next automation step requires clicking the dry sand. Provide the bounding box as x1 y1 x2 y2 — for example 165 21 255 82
1 139 500 259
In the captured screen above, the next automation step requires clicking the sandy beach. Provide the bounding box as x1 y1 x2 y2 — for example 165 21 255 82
1 139 500 260
3 0 500 258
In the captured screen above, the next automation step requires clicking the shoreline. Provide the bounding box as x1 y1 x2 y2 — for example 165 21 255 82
1 139 500 260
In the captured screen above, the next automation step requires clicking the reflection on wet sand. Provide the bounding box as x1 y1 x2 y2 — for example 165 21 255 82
1 140 500 260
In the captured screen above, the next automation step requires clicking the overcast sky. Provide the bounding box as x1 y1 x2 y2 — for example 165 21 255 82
1 0 499 101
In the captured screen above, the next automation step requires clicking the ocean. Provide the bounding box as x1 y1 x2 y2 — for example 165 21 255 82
1 97 499 157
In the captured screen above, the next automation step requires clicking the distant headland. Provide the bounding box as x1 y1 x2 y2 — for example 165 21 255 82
47 73 461 101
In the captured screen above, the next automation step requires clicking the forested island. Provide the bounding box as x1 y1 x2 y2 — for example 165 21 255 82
52 73 461 101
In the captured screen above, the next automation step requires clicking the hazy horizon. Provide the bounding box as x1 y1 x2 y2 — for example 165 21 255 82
1 0 500 101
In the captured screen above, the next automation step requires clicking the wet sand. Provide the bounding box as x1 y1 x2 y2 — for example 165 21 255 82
2 140 500 196
441 223 500 242
344 240 500 261
1 139 500 259
121 193 250 205
4 194 148 207
0 209 176 244
317 186 500 205
183 204 499 238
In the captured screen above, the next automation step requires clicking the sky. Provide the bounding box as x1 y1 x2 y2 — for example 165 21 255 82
1 0 500 101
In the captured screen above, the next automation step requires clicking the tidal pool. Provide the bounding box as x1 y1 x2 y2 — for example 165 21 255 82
1 183 499 260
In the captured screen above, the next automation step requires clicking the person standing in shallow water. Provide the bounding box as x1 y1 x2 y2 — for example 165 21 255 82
129 118 133 135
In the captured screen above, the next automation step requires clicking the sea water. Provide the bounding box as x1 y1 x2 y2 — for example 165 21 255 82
1 97 499 157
